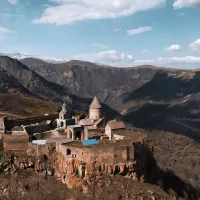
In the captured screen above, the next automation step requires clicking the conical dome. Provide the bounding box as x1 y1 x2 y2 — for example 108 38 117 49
90 96 101 109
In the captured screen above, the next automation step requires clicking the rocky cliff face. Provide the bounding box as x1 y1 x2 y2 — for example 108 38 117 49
50 152 145 190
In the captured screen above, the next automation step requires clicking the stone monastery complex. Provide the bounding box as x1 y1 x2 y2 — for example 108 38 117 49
0 97 149 188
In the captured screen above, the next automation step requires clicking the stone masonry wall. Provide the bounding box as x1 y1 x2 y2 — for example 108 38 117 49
3 134 29 151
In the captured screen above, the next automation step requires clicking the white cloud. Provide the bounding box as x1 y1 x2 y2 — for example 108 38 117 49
8 0 18 4
73 50 200 68
173 0 200 9
0 26 12 40
73 50 134 66
164 44 181 52
90 43 109 49
127 26 152 35
114 27 122 32
157 56 200 64
32 0 166 25
134 56 200 66
72 48 200 68
189 39 200 51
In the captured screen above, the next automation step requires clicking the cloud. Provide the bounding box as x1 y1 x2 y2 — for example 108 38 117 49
189 39 200 51
32 0 166 25
114 27 122 32
72 47 200 68
134 56 200 66
90 43 109 49
127 26 152 35
73 49 200 68
0 26 12 40
73 50 134 65
157 56 200 64
173 0 200 9
164 44 181 52
8 0 18 4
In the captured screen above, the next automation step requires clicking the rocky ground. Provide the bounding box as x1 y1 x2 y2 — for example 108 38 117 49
0 170 173 200
0 150 173 200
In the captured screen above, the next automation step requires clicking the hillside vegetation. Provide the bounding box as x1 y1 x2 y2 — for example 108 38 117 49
0 91 60 117
146 130 200 198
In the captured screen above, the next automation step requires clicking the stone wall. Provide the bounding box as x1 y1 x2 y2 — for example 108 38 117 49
56 144 91 164
0 117 5 130
56 143 135 165
3 133 29 151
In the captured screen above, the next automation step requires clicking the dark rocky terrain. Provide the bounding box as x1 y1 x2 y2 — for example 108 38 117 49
0 56 69 101
22 58 200 141
145 130 200 199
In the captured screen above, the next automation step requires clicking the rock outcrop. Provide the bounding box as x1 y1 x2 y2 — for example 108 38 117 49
50 152 145 189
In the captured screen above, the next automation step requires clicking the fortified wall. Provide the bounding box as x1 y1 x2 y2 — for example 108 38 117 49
50 139 146 188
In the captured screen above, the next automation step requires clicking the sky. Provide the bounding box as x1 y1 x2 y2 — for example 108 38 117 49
0 0 200 68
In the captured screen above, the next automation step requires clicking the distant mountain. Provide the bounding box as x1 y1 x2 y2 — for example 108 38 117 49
0 52 69 64
26 59 200 140
20 57 48 66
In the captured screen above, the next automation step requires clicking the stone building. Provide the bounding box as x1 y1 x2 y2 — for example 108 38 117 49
105 120 126 140
66 125 84 141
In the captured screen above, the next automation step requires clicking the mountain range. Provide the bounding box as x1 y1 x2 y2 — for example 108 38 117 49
1 54 200 141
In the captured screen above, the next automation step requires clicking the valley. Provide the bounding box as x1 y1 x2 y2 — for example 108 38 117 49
20 57 200 141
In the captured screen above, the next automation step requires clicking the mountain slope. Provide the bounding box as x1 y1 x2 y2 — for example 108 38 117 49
0 69 31 94
0 56 69 101
27 60 160 109
0 57 121 120
26 59 200 140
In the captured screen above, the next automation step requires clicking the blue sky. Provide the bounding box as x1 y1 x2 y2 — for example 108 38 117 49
0 0 200 68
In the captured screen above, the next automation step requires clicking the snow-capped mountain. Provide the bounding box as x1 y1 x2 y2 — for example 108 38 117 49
0 52 69 64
